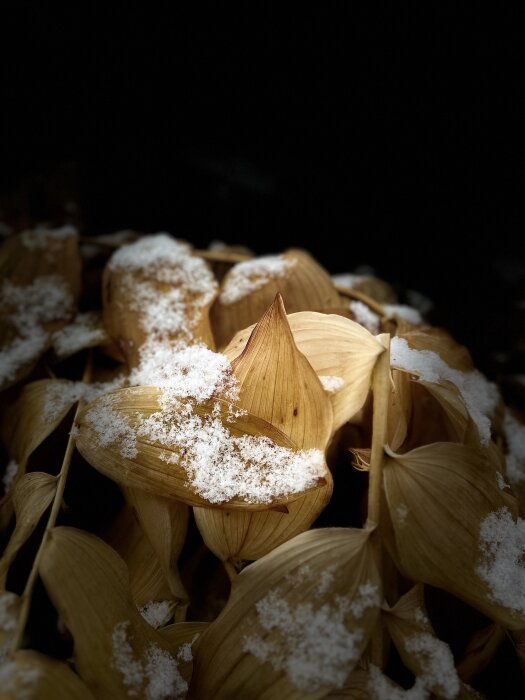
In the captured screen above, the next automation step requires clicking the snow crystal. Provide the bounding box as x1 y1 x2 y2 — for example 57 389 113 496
0 592 18 632
128 341 239 404
84 395 138 459
390 337 499 446
349 301 380 333
319 375 345 394
20 224 76 250
317 567 335 595
108 234 217 342
383 304 423 325
52 312 106 357
219 255 296 304
368 666 429 700
137 405 326 504
503 411 525 485
0 275 74 384
2 460 19 493
112 620 187 699
0 659 40 700
331 272 368 289
139 601 173 629
243 589 363 692
404 633 459 699
44 377 125 423
478 506 525 617
495 471 509 491
349 582 381 618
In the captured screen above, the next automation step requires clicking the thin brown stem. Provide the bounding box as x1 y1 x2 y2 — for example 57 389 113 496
193 249 252 263
10 354 92 653
335 285 386 317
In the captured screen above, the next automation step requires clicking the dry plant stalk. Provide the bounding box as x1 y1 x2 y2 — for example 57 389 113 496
0 227 524 699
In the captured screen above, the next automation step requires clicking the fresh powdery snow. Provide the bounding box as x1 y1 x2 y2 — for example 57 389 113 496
243 589 363 692
349 301 381 333
319 375 345 394
390 337 499 446
503 411 525 484
383 304 423 325
20 224 76 250
111 620 187 699
2 460 19 493
0 276 74 385
108 234 217 341
477 506 525 617
139 601 173 629
331 272 368 289
219 255 296 304
52 312 106 357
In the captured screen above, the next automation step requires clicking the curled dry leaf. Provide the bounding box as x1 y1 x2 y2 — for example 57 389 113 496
1 379 79 471
196 298 334 561
0 228 81 390
224 310 385 432
104 504 174 609
0 472 57 587
456 623 505 683
189 527 381 700
0 649 94 699
382 442 524 629
102 234 217 366
127 489 189 610
211 249 342 348
76 390 326 510
39 526 192 700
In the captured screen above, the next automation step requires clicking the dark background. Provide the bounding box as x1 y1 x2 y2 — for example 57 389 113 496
1 4 524 377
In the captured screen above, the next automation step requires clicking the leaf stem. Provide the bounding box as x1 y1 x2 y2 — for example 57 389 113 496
10 353 92 653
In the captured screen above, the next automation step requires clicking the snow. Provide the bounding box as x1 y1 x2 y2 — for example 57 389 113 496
495 471 509 491
84 394 139 459
139 601 173 629
319 375 345 394
0 659 40 700
396 503 409 525
2 460 19 493
503 411 525 484
52 312 106 357
404 633 459 699
0 592 18 632
243 589 363 692
383 304 423 325
331 273 368 288
111 620 187 699
349 582 380 618
20 224 76 250
390 337 499 446
349 301 380 333
219 255 295 304
477 506 525 617
0 275 74 385
368 666 429 700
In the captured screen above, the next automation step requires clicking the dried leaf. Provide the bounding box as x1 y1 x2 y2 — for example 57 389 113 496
127 489 189 607
224 310 385 432
105 505 174 609
0 649 94 699
382 442 524 629
158 622 209 685
387 369 412 452
189 527 381 699
211 249 342 348
0 472 57 586
76 390 325 510
39 526 192 699
2 379 78 471
102 236 217 366
229 295 333 450
456 623 505 683
52 311 109 359
399 328 474 372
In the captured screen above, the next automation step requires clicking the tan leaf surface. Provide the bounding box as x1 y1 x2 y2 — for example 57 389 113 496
2 379 79 470
383 442 524 628
225 310 384 432
0 472 57 586
211 249 342 348
76 390 325 509
0 649 94 699
189 528 381 700
39 527 191 700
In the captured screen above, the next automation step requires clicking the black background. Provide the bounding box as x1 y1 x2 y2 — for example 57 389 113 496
1 3 524 376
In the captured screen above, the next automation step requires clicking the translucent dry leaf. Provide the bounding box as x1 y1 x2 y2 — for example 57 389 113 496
189 527 381 700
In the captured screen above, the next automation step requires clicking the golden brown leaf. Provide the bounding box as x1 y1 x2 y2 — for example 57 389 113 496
189 527 381 700
211 249 342 348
